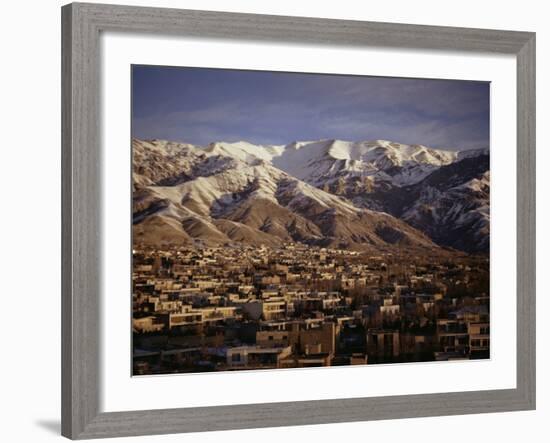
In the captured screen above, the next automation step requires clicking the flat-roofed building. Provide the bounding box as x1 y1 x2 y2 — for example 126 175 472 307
436 318 469 355
226 345 292 369
468 321 490 358
256 330 291 348
133 316 165 333
242 299 287 321
366 329 400 361
298 322 336 356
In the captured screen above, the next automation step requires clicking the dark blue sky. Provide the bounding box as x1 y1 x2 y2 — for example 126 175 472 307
132 65 489 151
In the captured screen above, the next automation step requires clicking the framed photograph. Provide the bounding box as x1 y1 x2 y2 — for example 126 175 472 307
62 2 536 439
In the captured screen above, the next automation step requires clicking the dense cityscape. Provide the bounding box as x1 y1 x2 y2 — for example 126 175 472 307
132 243 489 375
131 69 491 375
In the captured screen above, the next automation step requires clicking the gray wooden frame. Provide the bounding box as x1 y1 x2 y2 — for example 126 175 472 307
61 2 536 439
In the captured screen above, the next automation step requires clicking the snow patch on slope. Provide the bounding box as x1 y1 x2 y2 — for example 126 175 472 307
206 141 285 165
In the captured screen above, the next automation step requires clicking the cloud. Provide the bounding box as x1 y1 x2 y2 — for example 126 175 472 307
132 67 489 150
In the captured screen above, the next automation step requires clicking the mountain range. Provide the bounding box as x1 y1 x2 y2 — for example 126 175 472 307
132 138 490 254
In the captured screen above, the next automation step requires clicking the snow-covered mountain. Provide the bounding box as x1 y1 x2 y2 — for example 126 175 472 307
400 156 490 253
195 138 470 187
205 141 285 164
132 139 440 252
132 138 489 253
272 139 462 188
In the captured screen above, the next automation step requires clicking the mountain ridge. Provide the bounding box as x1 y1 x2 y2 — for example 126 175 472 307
132 138 489 253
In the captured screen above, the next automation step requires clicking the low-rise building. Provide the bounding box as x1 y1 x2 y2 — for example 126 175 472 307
226 345 292 369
